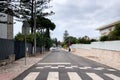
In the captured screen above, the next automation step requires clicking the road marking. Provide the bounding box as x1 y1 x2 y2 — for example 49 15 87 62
47 72 59 80
65 67 73 69
38 62 71 65
51 67 59 69
71 65 78 68
85 66 92 68
67 72 82 80
107 69 116 71
105 74 120 80
94 67 104 70
86 73 104 80
58 65 65 67
36 67 44 69
23 72 40 80
79 67 90 69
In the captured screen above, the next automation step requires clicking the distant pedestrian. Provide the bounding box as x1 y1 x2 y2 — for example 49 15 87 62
68 48 71 52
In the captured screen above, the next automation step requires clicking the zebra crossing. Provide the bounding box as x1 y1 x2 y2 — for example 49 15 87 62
36 63 117 72
23 71 120 80
22 63 119 80
14 52 120 80
23 72 40 80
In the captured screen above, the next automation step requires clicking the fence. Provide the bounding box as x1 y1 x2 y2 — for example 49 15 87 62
14 41 25 60
0 38 14 60
0 38 43 61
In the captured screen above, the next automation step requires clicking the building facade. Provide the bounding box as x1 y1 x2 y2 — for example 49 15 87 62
97 20 120 36
0 13 13 39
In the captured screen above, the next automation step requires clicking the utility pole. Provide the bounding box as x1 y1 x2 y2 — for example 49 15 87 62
41 28 44 54
24 21 27 65
33 0 36 56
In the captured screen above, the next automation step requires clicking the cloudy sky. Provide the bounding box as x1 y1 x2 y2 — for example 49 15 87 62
14 0 120 41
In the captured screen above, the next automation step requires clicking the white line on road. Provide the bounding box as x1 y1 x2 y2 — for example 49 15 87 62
23 72 40 80
51 67 59 69
94 67 104 70
86 73 104 80
79 67 90 69
65 67 73 69
37 62 71 65
71 65 78 68
58 65 65 67
67 72 82 80
107 69 116 71
47 72 59 80
105 73 120 80
36 67 44 69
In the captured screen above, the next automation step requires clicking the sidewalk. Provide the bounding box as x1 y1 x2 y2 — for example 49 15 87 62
70 48 120 70
0 52 50 80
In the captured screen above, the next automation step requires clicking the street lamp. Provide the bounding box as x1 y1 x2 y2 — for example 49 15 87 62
33 0 36 56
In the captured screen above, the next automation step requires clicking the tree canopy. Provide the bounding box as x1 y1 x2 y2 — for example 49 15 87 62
36 16 56 38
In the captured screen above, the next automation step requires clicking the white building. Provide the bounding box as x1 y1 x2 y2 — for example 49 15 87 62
97 20 120 36
0 13 13 39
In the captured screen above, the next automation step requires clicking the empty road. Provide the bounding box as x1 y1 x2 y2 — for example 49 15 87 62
14 49 120 80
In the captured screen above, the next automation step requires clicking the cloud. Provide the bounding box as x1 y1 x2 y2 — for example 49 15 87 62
48 0 120 41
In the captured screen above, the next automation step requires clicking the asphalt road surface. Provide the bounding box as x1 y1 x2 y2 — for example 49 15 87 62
14 49 120 80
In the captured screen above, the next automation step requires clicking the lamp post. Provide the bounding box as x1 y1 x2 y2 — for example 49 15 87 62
24 21 27 65
33 0 36 56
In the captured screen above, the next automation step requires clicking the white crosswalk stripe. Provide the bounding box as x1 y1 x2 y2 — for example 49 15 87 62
23 71 120 80
23 72 40 80
105 73 120 80
86 73 104 80
47 72 59 80
67 72 82 80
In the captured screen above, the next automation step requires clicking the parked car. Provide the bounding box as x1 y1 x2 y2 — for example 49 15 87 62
50 47 56 51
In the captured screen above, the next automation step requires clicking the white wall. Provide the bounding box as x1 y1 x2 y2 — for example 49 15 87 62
71 41 120 51
91 41 120 51
0 13 7 39
0 24 7 39
71 44 91 49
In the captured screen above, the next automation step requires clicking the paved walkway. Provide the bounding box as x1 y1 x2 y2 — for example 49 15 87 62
0 52 49 80
71 48 120 70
